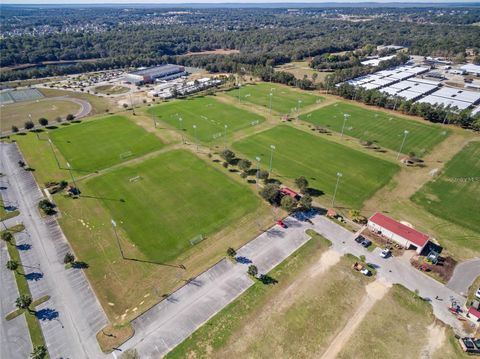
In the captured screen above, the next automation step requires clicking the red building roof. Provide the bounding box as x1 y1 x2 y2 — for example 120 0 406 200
280 187 299 198
368 212 429 248
468 307 480 318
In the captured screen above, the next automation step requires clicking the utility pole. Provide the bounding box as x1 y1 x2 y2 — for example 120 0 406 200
331 172 342 208
269 144 276 173
396 130 409 160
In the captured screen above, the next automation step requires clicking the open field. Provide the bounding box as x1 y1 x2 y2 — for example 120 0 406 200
93 85 129 95
167 237 374 359
148 96 265 143
275 61 332 83
300 102 450 156
411 141 480 245
225 82 322 114
1 98 81 132
39 88 112 115
50 115 163 172
233 125 399 208
85 150 260 263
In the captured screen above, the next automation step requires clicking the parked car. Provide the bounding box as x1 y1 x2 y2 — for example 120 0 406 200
360 268 371 276
361 239 372 248
277 219 287 228
380 248 391 258
355 235 365 244
475 288 480 299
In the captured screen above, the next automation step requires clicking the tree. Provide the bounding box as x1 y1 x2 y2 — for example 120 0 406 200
227 247 236 257
38 118 48 126
11 125 19 133
24 120 34 130
66 114 75 121
295 176 309 194
247 265 258 277
55 116 62 123
259 183 282 205
237 159 251 173
281 195 297 213
122 103 128 109
257 169 269 184
38 199 56 215
18 160 26 167
15 294 32 311
6 260 19 272
312 72 318 83
220 149 235 164
1 231 14 244
299 193 313 210
30 346 47 359
63 252 75 264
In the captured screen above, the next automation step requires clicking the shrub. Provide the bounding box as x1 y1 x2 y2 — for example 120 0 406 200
63 252 75 264
66 114 75 121
247 265 258 277
24 120 34 130
227 247 236 257
11 125 19 133
38 118 48 126
38 199 56 215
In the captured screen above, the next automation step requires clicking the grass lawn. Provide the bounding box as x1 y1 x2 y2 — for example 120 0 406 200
337 284 434 359
148 96 264 143
300 102 450 156
50 115 163 172
168 246 371 359
275 61 332 83
1 99 81 132
411 142 480 241
85 150 260 263
233 125 399 208
93 85 129 95
225 82 322 114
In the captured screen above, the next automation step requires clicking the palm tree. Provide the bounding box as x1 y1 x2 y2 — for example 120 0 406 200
15 294 32 312
247 265 258 277
6 260 18 272
30 345 47 359
1 231 14 244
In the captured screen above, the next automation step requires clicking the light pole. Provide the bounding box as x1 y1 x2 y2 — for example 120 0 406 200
269 144 276 173
224 124 228 148
297 99 302 113
111 219 125 259
48 139 61 169
341 113 350 137
193 124 198 151
331 172 342 208
237 83 241 102
396 130 409 160
66 162 79 195
178 117 184 144
269 92 273 114
255 156 261 187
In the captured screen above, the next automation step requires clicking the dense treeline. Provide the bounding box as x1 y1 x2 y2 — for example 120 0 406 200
335 83 480 130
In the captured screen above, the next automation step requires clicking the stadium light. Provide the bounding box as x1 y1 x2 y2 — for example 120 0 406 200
269 144 276 173
255 156 261 187
66 162 79 195
111 219 125 259
332 172 343 207
48 138 61 169
269 92 273 114
193 124 198 151
179 117 184 143
341 113 350 137
396 130 409 160
224 124 228 148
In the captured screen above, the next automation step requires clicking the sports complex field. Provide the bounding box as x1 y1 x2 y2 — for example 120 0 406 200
233 125 399 208
225 82 322 114
50 115 163 172
148 96 265 143
85 150 260 263
411 141 480 244
300 102 450 156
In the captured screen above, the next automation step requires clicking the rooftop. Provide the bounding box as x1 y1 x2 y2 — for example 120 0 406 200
369 212 430 248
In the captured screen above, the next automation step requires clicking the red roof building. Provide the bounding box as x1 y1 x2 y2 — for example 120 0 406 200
468 307 480 322
280 187 300 199
368 212 430 254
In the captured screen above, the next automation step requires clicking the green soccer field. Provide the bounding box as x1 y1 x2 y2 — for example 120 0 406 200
225 82 322 115
148 96 265 143
233 125 399 208
50 115 163 172
411 142 480 242
85 150 260 263
300 102 450 156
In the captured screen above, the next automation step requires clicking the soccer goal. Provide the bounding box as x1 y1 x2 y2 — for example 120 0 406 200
120 151 133 159
128 175 142 183
190 234 205 246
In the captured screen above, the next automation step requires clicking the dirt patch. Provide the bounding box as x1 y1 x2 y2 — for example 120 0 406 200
421 322 446 359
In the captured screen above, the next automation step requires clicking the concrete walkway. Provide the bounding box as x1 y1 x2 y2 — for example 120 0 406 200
0 142 108 359
447 258 480 297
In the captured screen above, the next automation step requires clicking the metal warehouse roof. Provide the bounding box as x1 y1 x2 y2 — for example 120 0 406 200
381 87 401 96
387 72 414 81
130 64 183 77
396 90 422 101
418 95 471 110
461 63 480 74
405 82 438 94
372 78 396 87
369 213 430 248
390 82 412 91
360 82 382 90
431 87 480 104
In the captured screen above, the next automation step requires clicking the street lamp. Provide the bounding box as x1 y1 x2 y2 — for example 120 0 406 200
269 144 276 173
193 124 198 151
255 156 261 187
396 130 409 160
341 113 350 137
332 172 342 207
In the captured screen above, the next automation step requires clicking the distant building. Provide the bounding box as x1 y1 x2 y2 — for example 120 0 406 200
124 64 186 85
367 213 430 254
461 63 480 76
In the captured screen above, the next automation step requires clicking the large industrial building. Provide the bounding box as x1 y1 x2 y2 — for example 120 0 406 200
124 64 187 85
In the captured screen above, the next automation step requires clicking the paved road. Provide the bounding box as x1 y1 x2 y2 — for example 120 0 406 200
447 258 480 297
0 242 32 359
0 142 108 359
120 215 312 358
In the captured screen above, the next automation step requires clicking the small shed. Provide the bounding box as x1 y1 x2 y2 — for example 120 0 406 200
280 187 300 200
467 307 480 322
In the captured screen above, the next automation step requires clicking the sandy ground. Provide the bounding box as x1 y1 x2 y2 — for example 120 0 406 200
319 280 392 359
422 323 446 359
